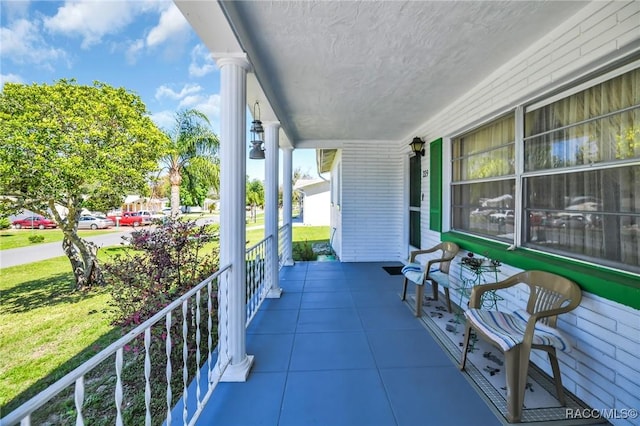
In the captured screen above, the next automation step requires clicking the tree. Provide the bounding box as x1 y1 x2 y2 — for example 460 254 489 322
246 178 264 223
0 80 168 288
160 109 219 217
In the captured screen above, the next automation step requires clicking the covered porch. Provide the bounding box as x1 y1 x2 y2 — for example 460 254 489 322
3 1 638 425
191 260 502 426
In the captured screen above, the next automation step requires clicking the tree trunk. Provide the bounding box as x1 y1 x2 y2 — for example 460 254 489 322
62 233 104 289
49 199 104 289
169 168 182 217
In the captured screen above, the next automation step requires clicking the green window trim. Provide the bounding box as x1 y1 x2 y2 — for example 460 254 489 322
441 231 640 310
429 138 442 232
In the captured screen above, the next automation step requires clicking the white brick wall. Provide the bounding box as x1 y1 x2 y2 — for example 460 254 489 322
416 2 640 423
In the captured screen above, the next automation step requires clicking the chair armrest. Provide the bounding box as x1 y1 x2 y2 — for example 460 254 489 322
468 275 522 308
425 253 457 271
408 246 439 262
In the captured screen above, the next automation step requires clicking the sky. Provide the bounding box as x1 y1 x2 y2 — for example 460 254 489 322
0 0 319 181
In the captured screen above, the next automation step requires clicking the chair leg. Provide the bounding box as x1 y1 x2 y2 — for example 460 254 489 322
415 284 424 316
548 349 566 405
504 348 523 423
401 277 408 301
460 322 472 370
444 287 452 313
431 282 439 301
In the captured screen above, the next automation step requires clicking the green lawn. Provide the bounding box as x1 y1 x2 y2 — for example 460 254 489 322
0 255 120 413
0 229 118 251
246 225 331 261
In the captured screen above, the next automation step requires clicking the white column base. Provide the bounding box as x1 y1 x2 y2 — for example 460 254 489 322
267 287 283 298
220 355 254 382
283 259 295 266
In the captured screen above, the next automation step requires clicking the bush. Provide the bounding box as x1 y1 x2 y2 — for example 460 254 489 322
0 217 10 229
28 234 45 243
293 240 315 261
99 218 220 424
104 217 219 328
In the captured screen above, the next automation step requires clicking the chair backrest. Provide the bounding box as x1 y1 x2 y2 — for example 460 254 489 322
436 242 459 274
514 270 582 327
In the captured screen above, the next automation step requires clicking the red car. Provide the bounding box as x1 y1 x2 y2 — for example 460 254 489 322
107 211 151 227
12 216 57 229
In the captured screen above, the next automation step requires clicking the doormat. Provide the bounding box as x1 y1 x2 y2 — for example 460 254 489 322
382 266 404 275
410 295 606 425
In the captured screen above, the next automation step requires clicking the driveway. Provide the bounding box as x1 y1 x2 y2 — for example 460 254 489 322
0 229 134 269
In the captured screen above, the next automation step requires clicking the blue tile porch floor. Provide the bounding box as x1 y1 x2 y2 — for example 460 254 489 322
195 261 503 426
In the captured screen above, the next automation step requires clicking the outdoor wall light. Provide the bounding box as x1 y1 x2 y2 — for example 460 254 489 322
410 136 425 157
249 101 265 160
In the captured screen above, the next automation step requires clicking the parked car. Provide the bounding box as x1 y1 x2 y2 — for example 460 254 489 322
107 211 151 227
12 216 57 229
77 215 114 230
550 213 585 228
489 210 514 224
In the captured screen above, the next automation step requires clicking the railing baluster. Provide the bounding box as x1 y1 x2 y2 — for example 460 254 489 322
182 299 189 425
207 279 213 383
144 328 151 426
115 348 123 426
19 416 30 425
74 376 84 426
245 236 272 325
165 311 173 425
195 289 202 409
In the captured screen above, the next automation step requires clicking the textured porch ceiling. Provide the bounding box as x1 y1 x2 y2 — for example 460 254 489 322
183 1 589 147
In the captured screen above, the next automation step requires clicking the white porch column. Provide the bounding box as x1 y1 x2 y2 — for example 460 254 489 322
215 55 253 381
282 147 294 266
264 122 283 297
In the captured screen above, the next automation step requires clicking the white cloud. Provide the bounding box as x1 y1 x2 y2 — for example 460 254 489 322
189 44 216 78
2 1 31 20
43 1 138 49
125 39 145 65
187 93 221 126
1 73 24 88
155 83 202 101
0 18 67 68
150 110 176 132
177 95 201 109
146 3 189 48
150 94 220 135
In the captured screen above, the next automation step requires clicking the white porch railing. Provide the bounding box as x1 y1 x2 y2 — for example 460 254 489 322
1 264 232 426
245 235 272 326
3 229 288 426
278 224 290 268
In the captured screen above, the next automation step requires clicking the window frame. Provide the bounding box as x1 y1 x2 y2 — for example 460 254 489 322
442 61 640 308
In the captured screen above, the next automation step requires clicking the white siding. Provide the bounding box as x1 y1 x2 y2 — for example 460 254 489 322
339 142 405 262
416 2 640 424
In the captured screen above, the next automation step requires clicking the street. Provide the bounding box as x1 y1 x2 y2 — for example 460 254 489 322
0 215 220 268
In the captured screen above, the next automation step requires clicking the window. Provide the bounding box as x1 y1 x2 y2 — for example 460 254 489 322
451 114 516 242
524 68 640 271
450 66 640 273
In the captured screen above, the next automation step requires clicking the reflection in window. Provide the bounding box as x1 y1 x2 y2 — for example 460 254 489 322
524 166 640 270
523 66 640 271
452 114 515 241
452 181 515 241
449 66 640 273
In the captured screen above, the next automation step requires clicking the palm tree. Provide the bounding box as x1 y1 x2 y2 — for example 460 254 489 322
161 109 220 217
